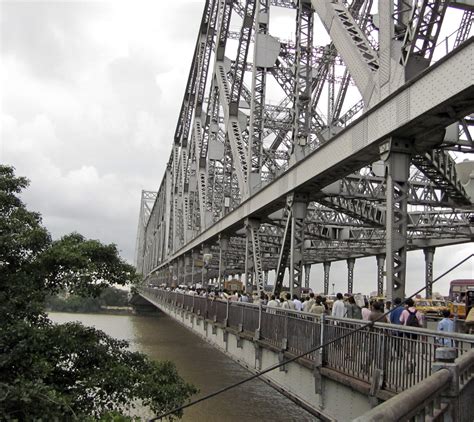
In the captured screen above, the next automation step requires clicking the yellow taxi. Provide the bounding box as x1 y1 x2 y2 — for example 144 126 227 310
449 302 467 319
415 298 450 316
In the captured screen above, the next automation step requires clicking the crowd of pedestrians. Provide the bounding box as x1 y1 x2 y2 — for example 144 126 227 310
161 285 433 328
159 285 465 355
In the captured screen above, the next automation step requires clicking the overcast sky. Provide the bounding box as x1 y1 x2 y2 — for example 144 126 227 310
1 0 472 296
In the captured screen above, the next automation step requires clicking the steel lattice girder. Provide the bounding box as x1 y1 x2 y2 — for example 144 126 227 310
137 0 474 284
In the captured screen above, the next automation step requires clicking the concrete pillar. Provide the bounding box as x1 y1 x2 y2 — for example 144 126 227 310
376 254 385 297
304 264 311 289
347 258 355 294
424 247 435 299
380 139 411 301
323 262 331 295
432 347 459 422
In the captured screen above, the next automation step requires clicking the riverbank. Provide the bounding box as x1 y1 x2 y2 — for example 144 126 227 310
46 305 134 315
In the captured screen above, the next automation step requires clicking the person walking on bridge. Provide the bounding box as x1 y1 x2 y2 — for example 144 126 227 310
282 293 296 310
293 294 303 311
267 295 279 309
331 293 346 318
437 309 454 347
303 293 315 312
346 296 362 319
309 296 325 315
400 298 424 334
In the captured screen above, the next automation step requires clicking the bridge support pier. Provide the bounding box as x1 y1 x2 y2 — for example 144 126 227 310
381 139 412 301
323 262 331 295
424 247 435 299
376 254 385 297
347 258 355 294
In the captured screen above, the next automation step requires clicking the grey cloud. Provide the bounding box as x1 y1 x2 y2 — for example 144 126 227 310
1 1 109 81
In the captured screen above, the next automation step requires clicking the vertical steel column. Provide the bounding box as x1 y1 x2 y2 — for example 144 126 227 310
218 238 223 290
304 264 311 289
185 255 191 286
289 194 308 297
170 262 177 287
177 264 182 288
219 235 229 290
347 258 355 295
290 0 313 164
192 250 197 286
323 262 331 295
248 0 270 194
327 58 335 133
376 254 385 297
273 208 292 297
244 229 252 293
264 270 269 289
203 245 211 288
424 247 435 299
245 218 265 294
381 139 412 301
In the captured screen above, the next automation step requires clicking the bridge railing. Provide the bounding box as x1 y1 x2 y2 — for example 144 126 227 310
354 348 474 422
141 288 474 395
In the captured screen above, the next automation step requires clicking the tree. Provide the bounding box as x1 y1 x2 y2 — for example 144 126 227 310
0 165 197 420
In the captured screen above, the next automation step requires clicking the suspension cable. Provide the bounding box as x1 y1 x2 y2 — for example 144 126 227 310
149 254 473 421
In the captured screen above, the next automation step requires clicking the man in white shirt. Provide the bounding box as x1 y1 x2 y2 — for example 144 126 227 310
293 294 303 311
303 293 316 313
240 292 249 302
267 295 279 308
331 293 346 318
282 293 296 310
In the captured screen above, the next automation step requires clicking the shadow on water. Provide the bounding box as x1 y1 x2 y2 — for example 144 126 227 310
50 312 318 422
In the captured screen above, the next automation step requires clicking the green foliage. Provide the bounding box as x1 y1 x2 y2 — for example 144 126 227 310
45 287 130 313
0 165 197 420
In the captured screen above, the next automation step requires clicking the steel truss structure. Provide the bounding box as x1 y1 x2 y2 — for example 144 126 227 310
136 0 474 300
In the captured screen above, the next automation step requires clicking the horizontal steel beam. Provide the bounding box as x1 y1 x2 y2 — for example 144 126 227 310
449 0 474 11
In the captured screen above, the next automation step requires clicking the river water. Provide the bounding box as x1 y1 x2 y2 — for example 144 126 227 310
50 312 317 421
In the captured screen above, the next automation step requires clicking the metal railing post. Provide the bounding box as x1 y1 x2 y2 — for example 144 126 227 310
225 300 229 327
239 305 244 332
320 314 326 365
282 311 288 351
255 303 262 340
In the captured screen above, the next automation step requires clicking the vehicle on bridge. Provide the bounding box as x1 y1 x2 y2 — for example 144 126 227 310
414 298 449 317
448 279 474 319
